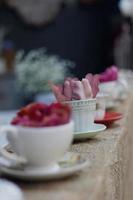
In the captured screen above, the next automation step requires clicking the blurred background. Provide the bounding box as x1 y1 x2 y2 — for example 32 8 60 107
0 0 132 110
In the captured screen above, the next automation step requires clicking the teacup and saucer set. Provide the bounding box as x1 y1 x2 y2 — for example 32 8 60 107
0 122 89 181
95 92 123 126
67 99 106 140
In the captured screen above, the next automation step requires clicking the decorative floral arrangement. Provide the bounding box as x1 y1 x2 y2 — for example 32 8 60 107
15 48 74 95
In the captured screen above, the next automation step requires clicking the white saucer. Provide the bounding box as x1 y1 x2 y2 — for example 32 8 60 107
74 123 106 140
0 147 89 181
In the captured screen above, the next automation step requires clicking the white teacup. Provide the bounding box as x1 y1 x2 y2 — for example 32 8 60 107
65 99 96 133
95 93 108 120
99 81 117 94
1 121 74 168
99 79 128 105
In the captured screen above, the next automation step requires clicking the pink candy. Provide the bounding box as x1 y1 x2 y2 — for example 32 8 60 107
51 74 99 102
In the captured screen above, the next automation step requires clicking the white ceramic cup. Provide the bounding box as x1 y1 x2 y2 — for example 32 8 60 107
99 81 117 94
65 99 96 133
95 93 107 120
99 80 128 106
0 121 74 168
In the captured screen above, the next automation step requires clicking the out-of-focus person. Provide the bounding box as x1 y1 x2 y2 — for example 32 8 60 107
119 0 133 17
0 0 122 78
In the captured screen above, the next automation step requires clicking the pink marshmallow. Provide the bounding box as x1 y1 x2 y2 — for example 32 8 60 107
82 78 93 98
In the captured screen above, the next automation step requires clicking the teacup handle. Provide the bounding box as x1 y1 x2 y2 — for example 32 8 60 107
0 126 27 165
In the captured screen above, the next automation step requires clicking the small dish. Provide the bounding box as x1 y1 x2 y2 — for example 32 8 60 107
74 123 106 140
0 179 23 200
0 146 89 181
95 112 123 126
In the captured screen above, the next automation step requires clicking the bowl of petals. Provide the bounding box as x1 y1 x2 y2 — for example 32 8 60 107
51 73 106 140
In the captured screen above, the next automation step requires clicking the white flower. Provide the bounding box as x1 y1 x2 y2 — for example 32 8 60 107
15 48 74 94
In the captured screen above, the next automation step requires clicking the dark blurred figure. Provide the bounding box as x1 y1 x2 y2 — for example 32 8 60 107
0 0 122 78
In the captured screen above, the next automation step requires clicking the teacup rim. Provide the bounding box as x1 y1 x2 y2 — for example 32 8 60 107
64 98 96 104
96 92 110 99
99 80 117 85
6 120 74 131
